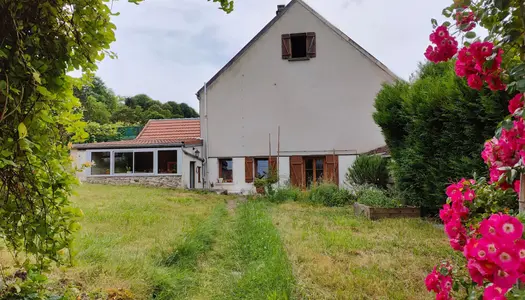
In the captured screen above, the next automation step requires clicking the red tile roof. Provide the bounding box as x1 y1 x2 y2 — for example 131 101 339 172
137 119 200 140
366 145 390 155
73 119 201 150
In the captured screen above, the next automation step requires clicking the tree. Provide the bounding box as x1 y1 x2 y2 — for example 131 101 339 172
180 103 199 118
74 76 118 120
0 0 234 288
164 101 184 117
111 105 142 124
142 103 172 122
84 96 112 124
419 1 525 298
374 61 511 209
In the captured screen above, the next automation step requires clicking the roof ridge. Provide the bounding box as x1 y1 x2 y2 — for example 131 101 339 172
147 118 200 121
295 0 400 80
196 0 400 98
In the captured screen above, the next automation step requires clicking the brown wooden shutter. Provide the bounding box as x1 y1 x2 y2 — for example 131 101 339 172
290 156 304 188
245 157 254 183
269 157 278 172
281 34 291 59
325 154 339 185
306 32 316 58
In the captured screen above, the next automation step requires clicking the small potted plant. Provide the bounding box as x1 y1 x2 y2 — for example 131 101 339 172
126 166 132 174
254 177 266 194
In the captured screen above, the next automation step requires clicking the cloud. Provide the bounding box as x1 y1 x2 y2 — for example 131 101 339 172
95 0 451 111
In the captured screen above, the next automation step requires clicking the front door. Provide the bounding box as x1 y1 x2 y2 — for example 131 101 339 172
189 162 195 189
304 157 324 187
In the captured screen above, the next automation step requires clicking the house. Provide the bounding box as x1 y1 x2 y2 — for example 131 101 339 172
71 119 204 189
196 0 398 194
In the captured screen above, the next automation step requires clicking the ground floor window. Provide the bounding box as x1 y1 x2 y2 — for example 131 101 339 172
134 152 154 173
114 152 133 174
89 149 180 176
91 152 111 175
255 158 269 179
158 150 178 174
305 157 324 187
219 159 233 183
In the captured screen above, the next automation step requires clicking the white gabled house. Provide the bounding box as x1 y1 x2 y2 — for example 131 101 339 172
196 0 398 194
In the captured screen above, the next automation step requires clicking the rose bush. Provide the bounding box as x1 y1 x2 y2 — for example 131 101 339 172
424 0 525 299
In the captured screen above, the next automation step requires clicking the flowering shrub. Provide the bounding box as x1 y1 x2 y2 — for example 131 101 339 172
426 179 525 299
424 1 525 298
425 26 459 63
455 43 505 91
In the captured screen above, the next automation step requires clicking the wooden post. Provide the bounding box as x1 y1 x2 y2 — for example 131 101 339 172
518 173 525 212
269 133 271 159
277 126 281 187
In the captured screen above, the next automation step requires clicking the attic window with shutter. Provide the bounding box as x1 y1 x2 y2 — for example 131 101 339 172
282 32 316 60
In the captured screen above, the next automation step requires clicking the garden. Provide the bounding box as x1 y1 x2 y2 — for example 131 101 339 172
0 184 451 299
4 0 525 299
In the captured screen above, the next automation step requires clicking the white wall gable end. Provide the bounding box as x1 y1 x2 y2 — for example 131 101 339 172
195 0 400 99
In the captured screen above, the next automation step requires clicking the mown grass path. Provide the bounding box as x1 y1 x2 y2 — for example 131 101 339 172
189 201 294 300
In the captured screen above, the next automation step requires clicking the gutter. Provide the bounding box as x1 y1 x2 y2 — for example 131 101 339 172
181 148 205 162
72 141 202 150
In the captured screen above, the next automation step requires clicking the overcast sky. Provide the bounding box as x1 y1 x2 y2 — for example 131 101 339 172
96 0 451 110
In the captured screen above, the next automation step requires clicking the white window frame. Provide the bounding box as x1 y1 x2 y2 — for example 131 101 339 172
87 148 182 177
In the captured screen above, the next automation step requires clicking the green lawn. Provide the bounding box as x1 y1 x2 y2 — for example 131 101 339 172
16 184 450 299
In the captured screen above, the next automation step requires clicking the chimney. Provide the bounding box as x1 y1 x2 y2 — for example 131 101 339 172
276 4 285 15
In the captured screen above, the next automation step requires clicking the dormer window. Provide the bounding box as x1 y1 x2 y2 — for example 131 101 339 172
281 32 316 60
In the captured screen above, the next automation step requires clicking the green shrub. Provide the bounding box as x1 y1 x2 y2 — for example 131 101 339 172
346 155 389 188
308 183 355 207
357 186 402 208
373 61 512 210
268 186 303 203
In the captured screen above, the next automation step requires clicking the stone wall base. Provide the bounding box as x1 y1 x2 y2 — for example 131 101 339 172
84 175 182 189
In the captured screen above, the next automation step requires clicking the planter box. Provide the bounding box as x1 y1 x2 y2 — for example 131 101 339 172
353 202 420 220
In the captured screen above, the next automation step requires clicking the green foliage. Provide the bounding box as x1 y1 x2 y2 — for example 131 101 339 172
308 183 355 207
0 0 114 271
464 177 518 226
0 0 230 284
253 167 279 196
111 105 143 124
0 267 49 299
229 201 294 299
154 204 228 299
357 186 402 208
373 61 512 209
77 78 200 125
267 186 304 203
84 122 123 143
346 154 389 188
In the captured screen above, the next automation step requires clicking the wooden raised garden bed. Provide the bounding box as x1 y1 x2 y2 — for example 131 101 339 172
353 202 420 220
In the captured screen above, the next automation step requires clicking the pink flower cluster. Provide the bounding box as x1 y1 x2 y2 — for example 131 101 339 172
482 98 525 191
425 262 454 300
508 94 524 115
440 179 475 251
464 214 525 299
455 9 476 32
425 26 459 63
455 42 505 91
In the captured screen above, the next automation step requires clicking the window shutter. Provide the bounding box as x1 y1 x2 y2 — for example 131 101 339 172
306 32 316 58
245 157 254 183
290 156 304 188
325 154 339 185
269 156 278 172
281 34 291 59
